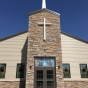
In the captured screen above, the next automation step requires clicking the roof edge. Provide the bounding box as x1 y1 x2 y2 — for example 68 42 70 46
29 8 60 16
0 30 28 42
61 31 88 44
0 30 88 44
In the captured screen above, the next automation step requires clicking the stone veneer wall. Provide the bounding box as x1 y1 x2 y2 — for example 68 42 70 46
0 81 25 88
26 9 63 88
63 81 88 88
0 81 88 88
25 9 88 88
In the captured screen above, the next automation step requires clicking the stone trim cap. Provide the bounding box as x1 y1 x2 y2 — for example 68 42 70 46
29 9 60 16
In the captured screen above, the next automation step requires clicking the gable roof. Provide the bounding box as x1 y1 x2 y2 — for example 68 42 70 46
0 30 28 42
61 31 88 44
0 30 88 44
29 8 60 16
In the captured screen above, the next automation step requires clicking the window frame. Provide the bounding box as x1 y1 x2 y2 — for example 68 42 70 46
62 63 71 78
80 64 88 78
0 63 6 78
16 63 25 78
35 57 55 67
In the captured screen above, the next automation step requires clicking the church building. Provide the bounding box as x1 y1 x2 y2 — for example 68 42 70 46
0 0 88 88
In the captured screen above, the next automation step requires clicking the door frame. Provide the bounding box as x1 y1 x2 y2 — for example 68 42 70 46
34 57 56 88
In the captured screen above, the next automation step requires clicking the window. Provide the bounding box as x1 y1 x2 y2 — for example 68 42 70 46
63 64 71 78
35 57 55 67
16 63 25 78
80 64 88 78
0 64 6 78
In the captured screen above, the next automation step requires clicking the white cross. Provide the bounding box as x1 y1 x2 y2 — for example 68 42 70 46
38 18 51 40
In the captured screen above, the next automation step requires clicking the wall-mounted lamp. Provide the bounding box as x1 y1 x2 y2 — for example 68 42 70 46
58 66 60 69
30 66 32 69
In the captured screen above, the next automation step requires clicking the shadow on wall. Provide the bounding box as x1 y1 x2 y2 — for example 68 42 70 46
19 37 28 88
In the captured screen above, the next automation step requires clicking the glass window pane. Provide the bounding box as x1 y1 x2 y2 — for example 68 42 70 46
36 81 43 88
36 70 43 80
47 81 53 88
16 63 25 78
0 64 6 78
35 58 55 67
63 64 71 78
80 64 88 78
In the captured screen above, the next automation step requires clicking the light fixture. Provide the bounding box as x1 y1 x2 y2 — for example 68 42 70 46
58 66 60 69
30 66 32 69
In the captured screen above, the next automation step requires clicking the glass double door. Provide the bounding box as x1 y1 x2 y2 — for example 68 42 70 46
35 67 55 88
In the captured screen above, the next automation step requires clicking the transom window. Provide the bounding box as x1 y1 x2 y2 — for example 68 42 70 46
16 63 25 78
80 64 88 78
0 64 6 78
63 64 71 78
35 57 55 67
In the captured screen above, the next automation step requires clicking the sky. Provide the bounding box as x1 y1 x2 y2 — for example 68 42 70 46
0 0 88 41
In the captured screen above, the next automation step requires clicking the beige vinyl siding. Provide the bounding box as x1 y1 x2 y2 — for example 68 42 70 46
61 34 88 81
0 32 88 81
0 33 27 81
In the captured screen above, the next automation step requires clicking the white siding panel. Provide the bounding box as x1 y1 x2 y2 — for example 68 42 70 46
62 54 88 58
61 47 88 51
0 52 21 55
61 34 88 81
1 41 23 46
62 44 87 48
62 51 88 54
63 58 88 62
0 32 27 81
6 67 17 78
